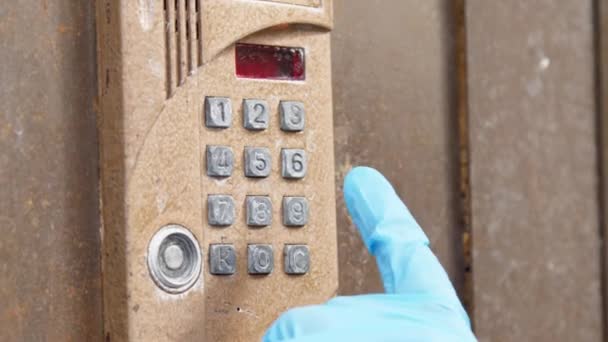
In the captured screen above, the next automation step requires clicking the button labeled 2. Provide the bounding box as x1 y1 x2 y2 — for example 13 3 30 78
243 99 269 130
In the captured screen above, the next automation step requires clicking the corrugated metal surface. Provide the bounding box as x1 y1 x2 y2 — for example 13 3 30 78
332 0 464 295
466 1 603 341
0 1 103 340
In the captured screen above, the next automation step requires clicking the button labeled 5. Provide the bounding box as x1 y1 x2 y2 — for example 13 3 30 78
244 147 271 178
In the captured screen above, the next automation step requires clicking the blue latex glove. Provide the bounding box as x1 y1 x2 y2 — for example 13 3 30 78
263 167 476 342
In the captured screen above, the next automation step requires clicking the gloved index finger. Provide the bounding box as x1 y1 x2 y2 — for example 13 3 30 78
343 167 460 303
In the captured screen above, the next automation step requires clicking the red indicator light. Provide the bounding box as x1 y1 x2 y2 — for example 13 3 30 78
236 43 305 81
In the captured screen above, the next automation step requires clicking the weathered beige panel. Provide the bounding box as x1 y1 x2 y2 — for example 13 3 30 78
201 0 332 62
97 1 336 341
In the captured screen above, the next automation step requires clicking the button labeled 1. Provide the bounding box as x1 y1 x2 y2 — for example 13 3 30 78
205 97 232 128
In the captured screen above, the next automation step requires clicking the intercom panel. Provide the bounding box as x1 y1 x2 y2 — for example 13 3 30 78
97 1 337 341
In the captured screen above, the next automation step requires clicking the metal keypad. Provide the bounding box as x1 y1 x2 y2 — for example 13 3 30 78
205 98 310 276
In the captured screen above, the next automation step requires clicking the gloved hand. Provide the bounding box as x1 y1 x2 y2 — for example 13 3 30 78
263 166 476 342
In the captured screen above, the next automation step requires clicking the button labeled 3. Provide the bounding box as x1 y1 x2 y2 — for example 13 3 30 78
280 101 305 132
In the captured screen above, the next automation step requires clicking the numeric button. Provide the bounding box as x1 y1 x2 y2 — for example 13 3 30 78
205 97 232 128
246 196 272 227
247 244 274 275
243 99 269 130
206 145 234 177
244 147 271 178
280 101 305 132
283 197 309 227
281 149 307 179
208 195 235 226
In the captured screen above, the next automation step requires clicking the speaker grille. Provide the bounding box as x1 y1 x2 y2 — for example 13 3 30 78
164 0 203 98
